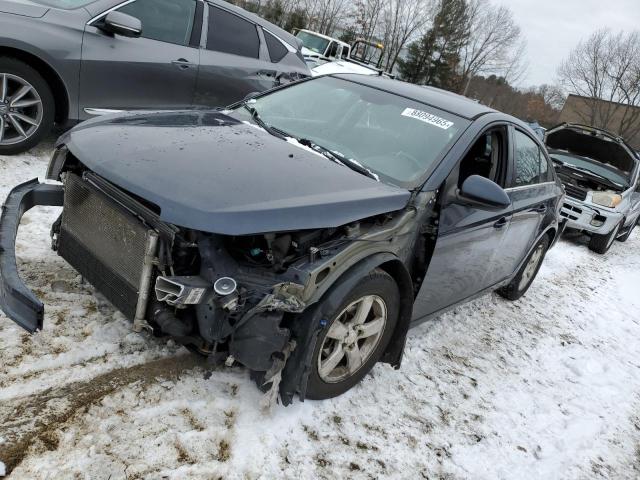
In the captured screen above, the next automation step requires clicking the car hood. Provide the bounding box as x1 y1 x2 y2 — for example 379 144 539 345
545 124 638 176
0 0 48 17
62 110 411 235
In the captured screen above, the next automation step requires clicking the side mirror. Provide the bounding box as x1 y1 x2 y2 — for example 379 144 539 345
460 175 511 209
101 11 142 38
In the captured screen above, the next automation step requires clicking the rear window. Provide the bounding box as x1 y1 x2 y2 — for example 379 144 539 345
264 31 288 63
207 7 260 58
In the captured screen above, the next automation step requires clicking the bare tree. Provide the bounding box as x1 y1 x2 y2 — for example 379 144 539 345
536 84 566 111
300 0 349 36
458 1 523 95
379 0 433 72
352 0 385 42
558 29 640 140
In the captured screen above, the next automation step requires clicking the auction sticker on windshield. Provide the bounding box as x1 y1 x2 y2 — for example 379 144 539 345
401 108 454 130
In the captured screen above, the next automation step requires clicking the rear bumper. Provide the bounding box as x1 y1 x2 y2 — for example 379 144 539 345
0 179 64 332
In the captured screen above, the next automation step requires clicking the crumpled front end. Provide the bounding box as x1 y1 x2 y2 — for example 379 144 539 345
0 164 421 405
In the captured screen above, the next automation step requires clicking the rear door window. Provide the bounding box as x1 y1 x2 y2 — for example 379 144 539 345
514 130 551 186
207 7 260 58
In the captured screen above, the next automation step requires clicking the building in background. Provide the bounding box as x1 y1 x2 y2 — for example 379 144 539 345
559 94 640 150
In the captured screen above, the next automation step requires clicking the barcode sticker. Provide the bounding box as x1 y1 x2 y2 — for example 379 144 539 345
401 108 454 130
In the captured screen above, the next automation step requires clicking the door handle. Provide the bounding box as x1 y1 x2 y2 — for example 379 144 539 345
172 58 195 70
494 217 508 229
535 204 547 213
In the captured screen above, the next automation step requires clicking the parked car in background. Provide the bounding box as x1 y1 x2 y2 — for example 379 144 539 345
547 123 640 254
0 0 309 154
0 75 564 404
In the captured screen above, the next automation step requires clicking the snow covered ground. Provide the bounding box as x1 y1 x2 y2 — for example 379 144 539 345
1 141 640 479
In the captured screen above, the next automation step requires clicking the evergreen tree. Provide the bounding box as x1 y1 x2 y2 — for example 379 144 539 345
284 8 307 33
262 0 284 26
398 0 471 90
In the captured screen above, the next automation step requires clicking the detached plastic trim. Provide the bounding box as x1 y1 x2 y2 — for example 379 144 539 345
0 179 64 332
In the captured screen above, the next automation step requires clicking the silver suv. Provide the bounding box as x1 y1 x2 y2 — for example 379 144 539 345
548 124 640 254
0 0 309 154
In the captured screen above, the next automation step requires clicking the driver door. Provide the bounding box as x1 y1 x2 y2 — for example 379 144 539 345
79 0 201 118
413 126 513 319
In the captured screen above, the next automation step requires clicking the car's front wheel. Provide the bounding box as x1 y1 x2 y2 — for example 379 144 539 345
497 235 550 301
306 270 399 400
588 220 622 254
0 58 54 155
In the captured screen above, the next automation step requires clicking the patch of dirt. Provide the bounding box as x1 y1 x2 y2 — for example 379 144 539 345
0 354 204 475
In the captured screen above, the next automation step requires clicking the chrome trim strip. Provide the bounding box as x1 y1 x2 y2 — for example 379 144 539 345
84 108 125 116
87 0 137 26
504 181 556 192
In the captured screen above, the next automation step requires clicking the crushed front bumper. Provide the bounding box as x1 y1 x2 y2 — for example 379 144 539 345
560 197 623 235
0 179 64 332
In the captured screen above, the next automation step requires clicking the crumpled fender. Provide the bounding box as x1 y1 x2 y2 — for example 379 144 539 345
279 252 413 405
0 179 64 332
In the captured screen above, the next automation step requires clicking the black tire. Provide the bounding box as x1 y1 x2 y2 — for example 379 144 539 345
497 235 550 301
616 220 635 243
0 57 55 155
588 220 622 254
306 269 399 400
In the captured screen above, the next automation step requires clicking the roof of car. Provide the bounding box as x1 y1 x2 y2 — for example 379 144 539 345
333 74 497 120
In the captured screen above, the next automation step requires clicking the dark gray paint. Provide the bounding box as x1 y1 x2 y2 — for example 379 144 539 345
413 118 564 320
0 0 310 125
58 110 411 234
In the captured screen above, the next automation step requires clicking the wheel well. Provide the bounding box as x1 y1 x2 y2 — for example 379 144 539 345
378 259 414 367
545 227 557 245
0 47 69 124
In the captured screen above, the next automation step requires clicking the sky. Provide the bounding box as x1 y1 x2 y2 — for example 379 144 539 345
499 0 640 88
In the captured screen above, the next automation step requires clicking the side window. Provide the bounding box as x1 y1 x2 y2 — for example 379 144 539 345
117 0 197 46
326 42 339 58
207 7 260 58
264 30 288 63
514 130 548 186
458 128 506 188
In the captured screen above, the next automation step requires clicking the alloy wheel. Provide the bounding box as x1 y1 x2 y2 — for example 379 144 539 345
518 243 545 291
317 295 387 383
0 73 43 146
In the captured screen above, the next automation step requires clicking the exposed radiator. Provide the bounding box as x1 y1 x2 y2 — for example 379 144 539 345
57 173 154 320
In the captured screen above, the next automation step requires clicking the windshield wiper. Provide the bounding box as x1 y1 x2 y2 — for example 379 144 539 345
239 105 379 182
241 102 285 140
296 138 379 181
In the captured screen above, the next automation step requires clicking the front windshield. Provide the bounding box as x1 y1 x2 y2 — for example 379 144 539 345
296 31 330 55
29 0 95 8
550 151 630 188
232 77 468 187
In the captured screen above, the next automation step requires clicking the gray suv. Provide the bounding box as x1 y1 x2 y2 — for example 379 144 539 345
0 0 309 154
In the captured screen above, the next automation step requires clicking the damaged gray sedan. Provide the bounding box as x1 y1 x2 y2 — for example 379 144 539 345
0 75 564 404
